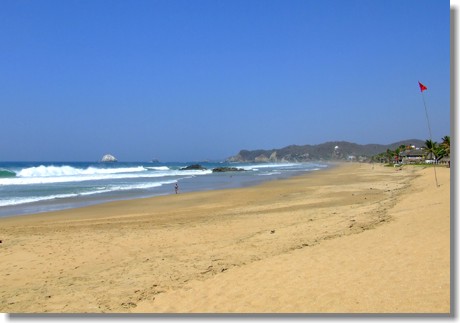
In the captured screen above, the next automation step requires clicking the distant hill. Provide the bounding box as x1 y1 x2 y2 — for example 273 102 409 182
226 139 425 163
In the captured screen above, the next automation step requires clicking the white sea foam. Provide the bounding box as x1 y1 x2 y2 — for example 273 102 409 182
0 166 212 186
145 166 170 171
17 165 146 177
238 163 301 171
100 180 178 193
257 172 282 176
239 163 298 170
0 179 178 207
0 194 80 207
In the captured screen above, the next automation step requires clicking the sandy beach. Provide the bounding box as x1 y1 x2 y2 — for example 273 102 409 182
0 162 450 313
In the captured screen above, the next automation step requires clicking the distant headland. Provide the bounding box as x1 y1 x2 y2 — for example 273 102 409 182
226 139 426 163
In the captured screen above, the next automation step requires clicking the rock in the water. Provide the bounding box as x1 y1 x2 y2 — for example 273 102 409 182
212 167 245 173
180 164 207 171
101 154 117 162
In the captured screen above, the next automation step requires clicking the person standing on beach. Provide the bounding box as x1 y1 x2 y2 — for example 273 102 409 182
175 183 179 194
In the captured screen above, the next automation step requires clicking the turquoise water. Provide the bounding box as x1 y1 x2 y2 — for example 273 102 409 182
0 161 328 217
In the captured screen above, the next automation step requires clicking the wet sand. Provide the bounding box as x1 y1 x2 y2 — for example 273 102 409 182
0 163 450 313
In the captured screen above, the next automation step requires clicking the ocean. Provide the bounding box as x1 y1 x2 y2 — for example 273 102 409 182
0 161 328 217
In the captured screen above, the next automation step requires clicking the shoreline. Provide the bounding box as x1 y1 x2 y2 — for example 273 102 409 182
0 162 450 313
0 162 337 222
0 161 330 219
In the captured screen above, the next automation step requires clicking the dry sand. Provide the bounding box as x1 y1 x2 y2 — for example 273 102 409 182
0 163 450 313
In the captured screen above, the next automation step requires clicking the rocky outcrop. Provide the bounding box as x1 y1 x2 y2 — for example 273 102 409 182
226 154 245 163
101 154 117 162
180 164 207 171
212 167 246 173
254 154 270 163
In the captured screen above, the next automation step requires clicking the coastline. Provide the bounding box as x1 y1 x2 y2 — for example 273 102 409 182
0 162 450 313
0 161 327 218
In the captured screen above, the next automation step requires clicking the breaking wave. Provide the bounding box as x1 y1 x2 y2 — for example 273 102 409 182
0 165 212 186
145 166 170 171
0 169 16 178
16 165 146 177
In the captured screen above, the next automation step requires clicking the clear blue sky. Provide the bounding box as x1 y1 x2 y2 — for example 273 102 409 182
0 0 450 162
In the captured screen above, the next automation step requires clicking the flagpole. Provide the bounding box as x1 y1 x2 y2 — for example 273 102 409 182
419 83 439 187
421 91 434 140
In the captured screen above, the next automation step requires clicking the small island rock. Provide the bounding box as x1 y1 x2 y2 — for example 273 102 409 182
101 154 117 162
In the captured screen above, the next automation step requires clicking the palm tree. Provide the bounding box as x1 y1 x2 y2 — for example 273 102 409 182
441 135 450 156
386 149 394 164
424 139 440 162
394 146 403 164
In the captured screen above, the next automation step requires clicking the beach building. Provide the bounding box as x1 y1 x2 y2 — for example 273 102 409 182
399 149 426 164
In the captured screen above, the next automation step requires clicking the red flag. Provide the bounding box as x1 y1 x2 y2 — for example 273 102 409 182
418 81 427 92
